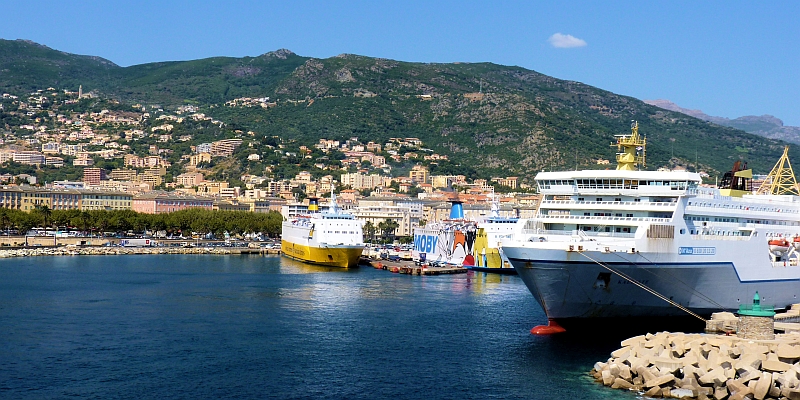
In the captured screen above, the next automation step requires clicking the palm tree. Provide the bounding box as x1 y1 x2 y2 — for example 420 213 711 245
34 205 52 230
378 219 399 243
0 208 9 235
363 221 376 243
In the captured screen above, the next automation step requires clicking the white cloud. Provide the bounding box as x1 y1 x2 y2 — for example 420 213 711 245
548 33 587 48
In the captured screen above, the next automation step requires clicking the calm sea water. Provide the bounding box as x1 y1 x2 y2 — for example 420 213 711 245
0 255 640 399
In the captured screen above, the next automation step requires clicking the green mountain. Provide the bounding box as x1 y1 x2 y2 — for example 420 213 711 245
1 39 794 181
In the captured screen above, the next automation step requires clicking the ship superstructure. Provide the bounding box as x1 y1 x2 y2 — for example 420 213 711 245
471 195 524 273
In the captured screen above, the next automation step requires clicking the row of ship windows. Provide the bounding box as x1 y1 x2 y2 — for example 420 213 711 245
580 226 633 233
584 212 635 217
539 179 693 190
680 228 751 236
322 231 360 235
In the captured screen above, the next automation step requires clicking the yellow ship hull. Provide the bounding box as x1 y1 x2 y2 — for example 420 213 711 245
281 240 364 268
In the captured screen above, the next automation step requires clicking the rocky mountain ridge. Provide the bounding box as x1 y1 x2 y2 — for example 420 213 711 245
644 99 800 145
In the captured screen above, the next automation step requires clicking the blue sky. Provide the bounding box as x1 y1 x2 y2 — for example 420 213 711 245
3 1 798 125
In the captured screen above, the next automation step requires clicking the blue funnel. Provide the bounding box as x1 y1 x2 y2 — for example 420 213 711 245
449 200 464 219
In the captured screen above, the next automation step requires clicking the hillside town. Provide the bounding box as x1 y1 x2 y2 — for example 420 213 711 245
0 87 539 228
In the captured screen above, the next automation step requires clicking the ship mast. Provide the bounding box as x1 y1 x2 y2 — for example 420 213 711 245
755 146 800 195
613 121 646 171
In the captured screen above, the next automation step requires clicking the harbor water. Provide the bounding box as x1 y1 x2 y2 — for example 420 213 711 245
0 255 639 399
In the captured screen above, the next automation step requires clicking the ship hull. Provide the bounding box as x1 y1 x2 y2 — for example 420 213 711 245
281 239 363 268
507 255 800 320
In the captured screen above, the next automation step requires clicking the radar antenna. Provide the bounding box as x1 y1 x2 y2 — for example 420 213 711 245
613 121 646 171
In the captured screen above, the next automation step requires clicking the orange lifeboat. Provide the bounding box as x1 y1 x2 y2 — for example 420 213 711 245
769 238 790 254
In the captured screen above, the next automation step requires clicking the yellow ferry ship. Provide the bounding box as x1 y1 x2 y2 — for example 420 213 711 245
280 192 365 268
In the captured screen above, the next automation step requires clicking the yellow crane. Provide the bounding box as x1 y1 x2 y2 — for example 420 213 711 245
756 146 800 195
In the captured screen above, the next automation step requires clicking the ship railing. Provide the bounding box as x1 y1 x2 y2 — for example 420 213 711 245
535 215 671 223
687 201 800 215
541 200 675 207
521 229 636 238
690 233 752 241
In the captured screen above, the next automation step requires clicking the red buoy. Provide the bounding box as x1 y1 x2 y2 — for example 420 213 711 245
530 319 566 335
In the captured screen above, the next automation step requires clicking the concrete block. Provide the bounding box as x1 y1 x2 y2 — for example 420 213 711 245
611 346 631 359
621 334 646 347
628 355 646 371
696 386 713 397
593 361 607 372
762 359 792 373
753 372 772 400
726 379 750 396
609 363 620 378
699 367 727 386
680 376 700 390
652 357 682 374
671 388 694 398
644 386 662 398
712 311 738 321
640 367 658 382
738 367 760 383
611 377 633 390
727 392 751 400
725 367 736 380
735 354 763 370
601 369 614 386
619 364 632 380
782 387 800 400
712 386 728 400
644 373 675 388
685 355 701 370
657 347 673 360
768 383 781 398
778 343 800 361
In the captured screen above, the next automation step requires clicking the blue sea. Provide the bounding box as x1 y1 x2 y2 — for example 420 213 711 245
0 255 640 399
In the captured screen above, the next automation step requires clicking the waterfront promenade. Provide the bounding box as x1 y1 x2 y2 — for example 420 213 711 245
0 236 279 257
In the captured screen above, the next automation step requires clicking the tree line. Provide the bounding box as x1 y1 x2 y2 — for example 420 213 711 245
0 206 284 237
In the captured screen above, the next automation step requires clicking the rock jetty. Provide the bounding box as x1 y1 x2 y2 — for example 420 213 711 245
0 246 275 258
592 330 800 399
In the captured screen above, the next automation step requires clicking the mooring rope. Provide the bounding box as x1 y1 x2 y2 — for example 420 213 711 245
578 251 707 322
613 251 727 311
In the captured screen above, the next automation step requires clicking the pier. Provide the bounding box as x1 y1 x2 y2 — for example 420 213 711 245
369 260 468 276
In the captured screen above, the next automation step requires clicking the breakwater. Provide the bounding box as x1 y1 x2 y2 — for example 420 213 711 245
592 330 800 399
0 246 279 258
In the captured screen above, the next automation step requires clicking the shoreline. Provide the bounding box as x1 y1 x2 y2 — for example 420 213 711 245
0 246 280 258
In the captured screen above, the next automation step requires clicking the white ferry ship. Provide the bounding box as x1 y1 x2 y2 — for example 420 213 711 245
502 122 800 329
281 192 365 268
470 195 523 274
